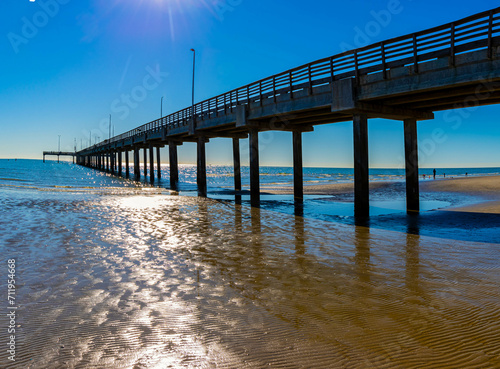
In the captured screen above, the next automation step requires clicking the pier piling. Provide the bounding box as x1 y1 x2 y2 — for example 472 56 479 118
293 131 303 202
118 151 122 176
169 142 179 190
197 136 207 197
404 118 420 213
156 147 161 180
149 144 155 184
353 114 369 218
249 129 260 206
143 148 147 179
125 151 130 178
134 148 140 180
232 138 242 192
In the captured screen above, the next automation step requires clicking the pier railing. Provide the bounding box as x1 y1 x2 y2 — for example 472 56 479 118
99 7 500 148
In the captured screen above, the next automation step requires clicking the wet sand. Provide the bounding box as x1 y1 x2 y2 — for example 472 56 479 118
421 175 500 213
264 175 500 213
2 192 500 368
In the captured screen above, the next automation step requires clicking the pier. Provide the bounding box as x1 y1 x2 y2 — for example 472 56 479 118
66 8 499 217
43 151 76 164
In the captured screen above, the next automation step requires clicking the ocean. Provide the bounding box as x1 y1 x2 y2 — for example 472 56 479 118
0 159 499 368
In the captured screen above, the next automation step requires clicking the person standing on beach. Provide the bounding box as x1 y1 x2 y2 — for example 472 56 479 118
433 169 436 179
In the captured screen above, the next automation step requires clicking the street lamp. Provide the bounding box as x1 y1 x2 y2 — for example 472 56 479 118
161 96 164 119
190 48 195 118
58 135 61 152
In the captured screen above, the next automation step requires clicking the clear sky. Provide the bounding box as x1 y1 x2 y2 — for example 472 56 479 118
1 0 499 168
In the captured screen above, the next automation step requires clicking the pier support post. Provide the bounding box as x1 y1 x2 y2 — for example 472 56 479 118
106 154 109 172
110 151 115 175
143 147 147 179
118 151 122 176
197 136 207 197
156 146 161 180
249 129 260 206
149 144 155 184
43 154 45 163
134 148 140 180
125 151 130 178
169 141 179 190
233 138 242 192
353 114 369 218
404 118 420 213
293 131 303 202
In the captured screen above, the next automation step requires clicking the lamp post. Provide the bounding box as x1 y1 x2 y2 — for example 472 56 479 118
58 135 61 152
161 96 164 119
190 48 195 118
109 114 112 140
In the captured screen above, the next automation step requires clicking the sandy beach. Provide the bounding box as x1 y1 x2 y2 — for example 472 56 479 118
263 175 500 214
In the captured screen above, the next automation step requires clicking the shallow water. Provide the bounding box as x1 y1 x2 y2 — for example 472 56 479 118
0 160 499 368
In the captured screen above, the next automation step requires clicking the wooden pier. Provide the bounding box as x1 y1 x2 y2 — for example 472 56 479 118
43 151 76 164
70 8 500 217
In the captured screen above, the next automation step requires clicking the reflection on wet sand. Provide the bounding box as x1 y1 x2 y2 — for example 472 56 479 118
405 224 421 295
2 193 499 368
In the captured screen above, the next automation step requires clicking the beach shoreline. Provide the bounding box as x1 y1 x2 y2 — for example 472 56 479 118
261 175 500 214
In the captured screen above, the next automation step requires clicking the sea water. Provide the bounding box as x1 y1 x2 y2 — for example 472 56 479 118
0 159 499 368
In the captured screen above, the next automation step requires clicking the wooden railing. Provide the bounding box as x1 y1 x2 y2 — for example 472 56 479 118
93 7 500 150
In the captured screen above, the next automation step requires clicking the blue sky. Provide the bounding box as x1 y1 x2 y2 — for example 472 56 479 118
1 0 499 168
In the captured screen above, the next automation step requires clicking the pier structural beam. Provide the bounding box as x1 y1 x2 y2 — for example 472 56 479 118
232 138 242 192
249 129 260 206
118 151 122 176
353 114 370 218
134 148 140 180
169 142 179 190
404 118 420 213
125 151 130 178
143 147 148 179
156 146 161 180
149 144 155 184
197 136 207 197
293 131 303 202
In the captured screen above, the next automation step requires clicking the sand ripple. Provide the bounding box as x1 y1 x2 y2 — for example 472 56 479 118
0 190 499 368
